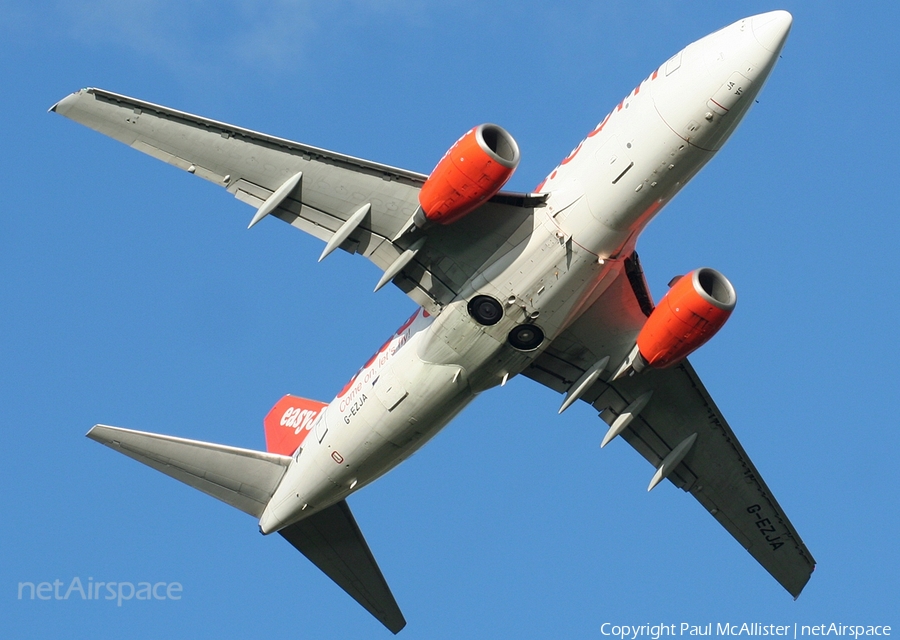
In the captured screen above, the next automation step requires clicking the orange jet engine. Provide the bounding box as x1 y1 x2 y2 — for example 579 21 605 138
418 124 520 225
636 268 737 368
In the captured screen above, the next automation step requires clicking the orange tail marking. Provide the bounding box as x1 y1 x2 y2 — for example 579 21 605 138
263 394 328 456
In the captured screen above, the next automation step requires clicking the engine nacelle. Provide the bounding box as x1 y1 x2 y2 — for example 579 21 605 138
636 268 737 368
418 124 520 225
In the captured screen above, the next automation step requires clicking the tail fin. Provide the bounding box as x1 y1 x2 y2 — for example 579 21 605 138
264 394 328 456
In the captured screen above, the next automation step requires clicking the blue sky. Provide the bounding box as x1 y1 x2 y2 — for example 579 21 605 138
2 1 898 637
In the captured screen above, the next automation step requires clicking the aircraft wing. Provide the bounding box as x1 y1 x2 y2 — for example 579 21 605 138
52 88 544 313
523 254 816 597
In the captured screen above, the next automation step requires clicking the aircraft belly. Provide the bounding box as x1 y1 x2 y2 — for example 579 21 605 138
356 381 473 482
278 330 475 520
418 305 503 364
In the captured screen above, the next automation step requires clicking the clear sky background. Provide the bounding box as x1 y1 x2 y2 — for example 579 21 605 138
2 1 898 638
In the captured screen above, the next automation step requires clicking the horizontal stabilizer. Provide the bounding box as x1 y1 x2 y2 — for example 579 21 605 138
87 425 291 518
279 500 406 634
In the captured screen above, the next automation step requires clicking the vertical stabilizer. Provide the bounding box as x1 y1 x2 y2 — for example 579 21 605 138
264 394 328 456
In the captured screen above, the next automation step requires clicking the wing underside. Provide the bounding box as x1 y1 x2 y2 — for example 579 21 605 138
52 87 546 312
524 254 815 597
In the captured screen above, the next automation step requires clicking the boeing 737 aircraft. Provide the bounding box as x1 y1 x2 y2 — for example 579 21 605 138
54 10 813 633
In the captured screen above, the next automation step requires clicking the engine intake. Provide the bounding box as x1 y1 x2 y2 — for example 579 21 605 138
636 268 736 368
418 124 520 225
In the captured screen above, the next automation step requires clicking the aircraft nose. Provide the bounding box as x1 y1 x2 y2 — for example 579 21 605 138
751 10 793 53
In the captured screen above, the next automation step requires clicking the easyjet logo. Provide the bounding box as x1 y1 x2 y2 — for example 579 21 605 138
280 407 320 435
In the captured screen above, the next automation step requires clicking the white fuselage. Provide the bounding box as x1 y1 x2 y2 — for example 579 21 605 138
259 11 792 534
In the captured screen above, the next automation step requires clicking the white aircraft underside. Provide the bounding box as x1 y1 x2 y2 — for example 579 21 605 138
56 10 813 634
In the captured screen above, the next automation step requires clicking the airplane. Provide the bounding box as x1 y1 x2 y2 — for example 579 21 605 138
53 10 813 633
